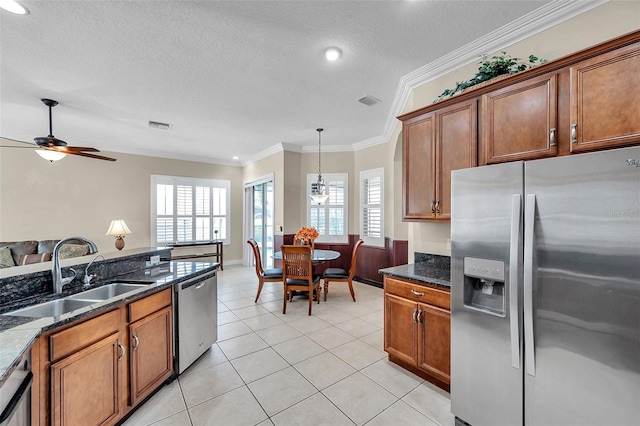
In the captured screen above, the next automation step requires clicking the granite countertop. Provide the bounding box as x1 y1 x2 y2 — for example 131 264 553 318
379 261 451 288
0 260 219 386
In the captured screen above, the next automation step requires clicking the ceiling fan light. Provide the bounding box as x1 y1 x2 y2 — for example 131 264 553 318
35 149 66 162
0 0 29 14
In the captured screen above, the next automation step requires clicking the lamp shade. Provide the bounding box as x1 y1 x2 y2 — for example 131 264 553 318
35 149 66 162
106 219 131 236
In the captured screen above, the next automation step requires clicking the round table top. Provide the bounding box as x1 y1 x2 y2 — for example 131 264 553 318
272 249 340 262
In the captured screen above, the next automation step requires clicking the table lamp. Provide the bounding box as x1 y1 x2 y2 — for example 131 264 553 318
106 219 131 250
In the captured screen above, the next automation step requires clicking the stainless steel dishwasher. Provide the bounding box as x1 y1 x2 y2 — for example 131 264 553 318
174 270 218 374
0 351 31 426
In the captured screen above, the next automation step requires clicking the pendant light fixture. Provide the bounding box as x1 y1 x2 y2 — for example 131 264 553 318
310 128 329 204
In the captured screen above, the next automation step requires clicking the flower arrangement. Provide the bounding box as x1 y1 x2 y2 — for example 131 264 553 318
295 226 319 245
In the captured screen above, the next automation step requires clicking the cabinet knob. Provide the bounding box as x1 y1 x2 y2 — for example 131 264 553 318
549 128 556 147
571 124 578 144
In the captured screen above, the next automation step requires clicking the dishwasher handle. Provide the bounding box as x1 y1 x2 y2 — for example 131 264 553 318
0 372 33 426
178 271 217 291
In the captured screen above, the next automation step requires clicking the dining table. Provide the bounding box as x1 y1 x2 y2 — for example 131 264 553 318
272 249 341 263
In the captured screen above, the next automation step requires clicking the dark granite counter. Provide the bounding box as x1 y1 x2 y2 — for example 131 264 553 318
0 260 218 387
379 253 451 289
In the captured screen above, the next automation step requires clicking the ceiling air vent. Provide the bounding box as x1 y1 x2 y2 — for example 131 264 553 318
358 95 381 106
148 120 172 130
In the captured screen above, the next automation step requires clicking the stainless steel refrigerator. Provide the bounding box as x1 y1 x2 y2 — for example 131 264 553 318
450 146 640 426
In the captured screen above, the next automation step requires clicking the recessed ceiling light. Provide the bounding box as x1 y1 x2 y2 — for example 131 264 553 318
324 47 342 61
232 156 239 160
0 0 29 14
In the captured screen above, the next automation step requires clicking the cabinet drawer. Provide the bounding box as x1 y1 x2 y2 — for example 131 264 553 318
49 309 121 362
384 277 450 310
128 288 172 323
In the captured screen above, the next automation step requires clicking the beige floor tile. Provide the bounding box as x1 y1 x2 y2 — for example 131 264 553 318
148 410 192 426
313 308 357 325
330 339 386 370
217 310 240 325
359 329 384 351
402 381 455 426
179 362 244 408
217 332 269 360
335 317 381 338
231 303 271 319
322 372 397 425
121 380 186 426
180 344 228 376
256 322 303 346
287 315 331 334
222 296 258 310
218 290 252 302
272 336 326 364
189 386 268 426
367 400 439 426
230 347 289 383
247 367 317 416
361 359 424 398
306 325 356 349
358 309 384 327
243 312 285 331
259 300 284 313
293 351 356 390
270 392 354 426
254 291 282 303
217 320 253 341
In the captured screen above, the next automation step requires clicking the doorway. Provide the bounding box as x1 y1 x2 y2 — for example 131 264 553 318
245 175 275 268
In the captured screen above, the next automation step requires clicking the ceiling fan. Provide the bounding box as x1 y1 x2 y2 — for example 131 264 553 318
0 98 116 162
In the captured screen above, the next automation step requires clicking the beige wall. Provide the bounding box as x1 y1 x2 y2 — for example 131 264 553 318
0 148 244 261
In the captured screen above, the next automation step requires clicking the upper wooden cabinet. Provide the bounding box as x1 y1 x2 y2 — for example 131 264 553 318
402 99 476 221
481 73 558 164
569 43 640 152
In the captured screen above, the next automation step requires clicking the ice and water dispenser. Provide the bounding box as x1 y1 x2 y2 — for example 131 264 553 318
463 257 506 316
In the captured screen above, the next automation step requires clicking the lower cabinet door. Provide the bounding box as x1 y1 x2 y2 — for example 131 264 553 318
129 306 173 406
50 332 124 426
384 294 418 366
417 302 451 383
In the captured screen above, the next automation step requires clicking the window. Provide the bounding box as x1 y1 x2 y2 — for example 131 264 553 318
360 168 384 247
307 173 348 244
151 175 230 245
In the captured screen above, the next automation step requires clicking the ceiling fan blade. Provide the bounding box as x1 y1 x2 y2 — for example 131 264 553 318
57 146 100 153
0 136 36 146
66 150 117 162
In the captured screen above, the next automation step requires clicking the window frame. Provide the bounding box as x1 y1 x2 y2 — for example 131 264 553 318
306 172 348 244
360 168 384 247
151 174 231 246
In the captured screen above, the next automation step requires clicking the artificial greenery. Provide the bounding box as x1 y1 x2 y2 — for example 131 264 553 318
433 52 547 103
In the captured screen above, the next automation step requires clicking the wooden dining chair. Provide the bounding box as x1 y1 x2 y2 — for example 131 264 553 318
281 244 321 315
247 239 282 303
322 239 364 302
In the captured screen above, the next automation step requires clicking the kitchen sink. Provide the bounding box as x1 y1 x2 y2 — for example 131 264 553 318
8 299 94 318
67 283 148 301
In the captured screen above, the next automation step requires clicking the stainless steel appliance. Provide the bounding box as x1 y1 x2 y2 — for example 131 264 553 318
0 351 31 426
451 147 640 425
174 270 218 374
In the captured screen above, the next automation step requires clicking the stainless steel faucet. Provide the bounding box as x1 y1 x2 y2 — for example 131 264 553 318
52 237 98 294
84 254 106 287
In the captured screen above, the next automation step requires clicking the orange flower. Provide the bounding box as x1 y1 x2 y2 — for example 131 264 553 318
295 226 319 242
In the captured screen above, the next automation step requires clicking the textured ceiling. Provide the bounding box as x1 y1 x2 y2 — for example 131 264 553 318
0 0 563 165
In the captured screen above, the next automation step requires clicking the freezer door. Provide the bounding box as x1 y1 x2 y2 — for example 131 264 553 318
524 146 640 425
451 161 524 426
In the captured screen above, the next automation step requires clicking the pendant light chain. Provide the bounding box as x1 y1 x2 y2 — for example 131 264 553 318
317 128 323 180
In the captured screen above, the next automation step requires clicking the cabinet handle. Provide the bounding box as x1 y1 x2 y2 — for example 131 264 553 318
571 124 578 144
411 289 425 297
430 200 435 213
117 342 125 361
549 128 556 147
435 200 440 214
416 309 423 324
412 308 418 323
132 334 139 351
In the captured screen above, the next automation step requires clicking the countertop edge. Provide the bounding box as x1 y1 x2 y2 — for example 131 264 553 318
379 263 451 289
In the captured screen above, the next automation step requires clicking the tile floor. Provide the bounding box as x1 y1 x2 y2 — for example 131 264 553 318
122 265 454 426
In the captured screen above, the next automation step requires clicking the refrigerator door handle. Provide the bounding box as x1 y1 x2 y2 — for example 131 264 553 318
509 194 522 369
524 194 536 376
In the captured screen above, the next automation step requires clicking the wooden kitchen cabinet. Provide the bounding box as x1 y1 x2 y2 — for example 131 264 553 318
129 300 173 405
401 99 476 221
50 332 125 426
481 72 558 164
569 43 640 152
384 276 451 390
